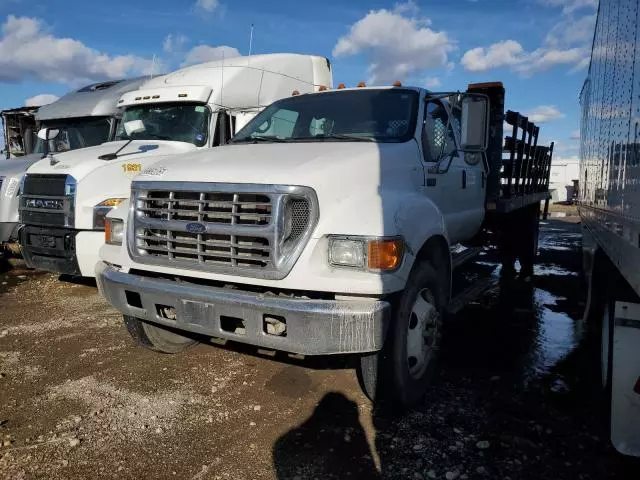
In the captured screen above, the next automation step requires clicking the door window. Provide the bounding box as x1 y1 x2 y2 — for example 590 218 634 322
422 100 456 162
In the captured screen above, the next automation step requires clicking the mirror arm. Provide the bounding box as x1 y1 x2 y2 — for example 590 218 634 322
427 151 456 174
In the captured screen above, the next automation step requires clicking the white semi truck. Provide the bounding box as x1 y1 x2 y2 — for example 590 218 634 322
96 82 554 407
19 54 332 277
579 0 640 457
0 78 146 246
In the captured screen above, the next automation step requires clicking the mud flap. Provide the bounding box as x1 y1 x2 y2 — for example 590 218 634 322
611 301 640 457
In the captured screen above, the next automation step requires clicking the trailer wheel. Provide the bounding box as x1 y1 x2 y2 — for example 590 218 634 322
356 261 444 409
123 315 198 354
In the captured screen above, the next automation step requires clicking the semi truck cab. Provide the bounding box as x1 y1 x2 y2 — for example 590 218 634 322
0 78 147 245
19 53 332 277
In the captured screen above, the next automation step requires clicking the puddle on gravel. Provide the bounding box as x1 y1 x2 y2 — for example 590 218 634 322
442 220 586 390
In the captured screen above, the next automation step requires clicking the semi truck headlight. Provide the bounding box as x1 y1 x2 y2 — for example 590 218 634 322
328 236 404 271
4 178 19 197
93 198 127 229
105 218 124 245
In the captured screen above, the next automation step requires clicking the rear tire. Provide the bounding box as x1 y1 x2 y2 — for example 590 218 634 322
123 315 198 354
356 262 445 409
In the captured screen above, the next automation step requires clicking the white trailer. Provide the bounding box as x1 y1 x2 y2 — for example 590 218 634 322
0 78 146 244
579 0 640 457
18 53 332 277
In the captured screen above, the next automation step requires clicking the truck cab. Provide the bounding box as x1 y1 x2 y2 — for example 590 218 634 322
97 83 553 407
0 78 146 245
19 53 332 277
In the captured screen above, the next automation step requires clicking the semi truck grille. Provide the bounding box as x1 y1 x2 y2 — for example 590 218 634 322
20 174 75 228
130 182 318 280
22 174 68 196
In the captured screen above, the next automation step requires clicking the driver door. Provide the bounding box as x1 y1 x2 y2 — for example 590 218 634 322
421 99 485 244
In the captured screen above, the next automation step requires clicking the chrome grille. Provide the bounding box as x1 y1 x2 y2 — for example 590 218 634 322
129 182 318 280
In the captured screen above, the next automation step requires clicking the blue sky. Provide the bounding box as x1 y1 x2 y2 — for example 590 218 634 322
0 0 596 158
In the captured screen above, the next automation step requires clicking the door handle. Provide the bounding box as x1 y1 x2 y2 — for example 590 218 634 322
462 170 467 189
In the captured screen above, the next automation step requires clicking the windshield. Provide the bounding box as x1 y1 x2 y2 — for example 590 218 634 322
115 102 210 147
33 117 111 154
232 89 419 144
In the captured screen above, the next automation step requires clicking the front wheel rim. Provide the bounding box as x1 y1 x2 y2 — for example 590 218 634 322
406 288 441 379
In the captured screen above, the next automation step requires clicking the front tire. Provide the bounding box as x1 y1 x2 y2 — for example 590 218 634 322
123 315 198 354
357 262 445 409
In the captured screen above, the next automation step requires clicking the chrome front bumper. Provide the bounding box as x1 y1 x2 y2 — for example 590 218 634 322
96 262 390 355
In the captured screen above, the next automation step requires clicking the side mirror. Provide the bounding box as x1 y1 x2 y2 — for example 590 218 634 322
124 120 146 136
37 128 60 141
460 94 489 152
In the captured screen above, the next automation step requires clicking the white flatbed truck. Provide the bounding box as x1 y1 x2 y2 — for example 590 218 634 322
96 81 554 406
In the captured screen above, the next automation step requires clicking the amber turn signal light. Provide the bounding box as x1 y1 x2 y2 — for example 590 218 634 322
368 239 403 270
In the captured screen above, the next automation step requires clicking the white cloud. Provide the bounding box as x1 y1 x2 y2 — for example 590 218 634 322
570 129 580 139
333 5 453 84
182 45 241 66
163 34 188 54
423 77 441 88
195 0 220 12
526 105 566 123
25 93 59 106
0 15 156 84
461 40 523 72
539 0 597 15
461 4 594 76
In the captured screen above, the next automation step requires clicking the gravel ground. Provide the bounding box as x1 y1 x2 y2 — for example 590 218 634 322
1 218 639 479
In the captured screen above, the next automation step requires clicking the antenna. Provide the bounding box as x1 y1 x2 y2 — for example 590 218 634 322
248 24 254 56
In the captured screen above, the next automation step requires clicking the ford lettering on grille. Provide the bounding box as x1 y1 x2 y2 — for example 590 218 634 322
129 183 318 280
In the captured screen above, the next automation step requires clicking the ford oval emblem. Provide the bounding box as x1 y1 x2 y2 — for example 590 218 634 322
186 222 206 234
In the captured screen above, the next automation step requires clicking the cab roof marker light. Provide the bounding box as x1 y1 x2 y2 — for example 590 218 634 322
291 90 300 96
178 93 188 98
357 81 366 88
393 81 402 87
318 85 328 91
152 95 160 99
134 97 142 101
337 83 346 89
143 96 150 100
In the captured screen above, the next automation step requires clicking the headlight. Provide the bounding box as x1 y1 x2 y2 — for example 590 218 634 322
4 177 20 197
105 218 124 245
328 236 404 271
93 198 127 229
329 239 365 268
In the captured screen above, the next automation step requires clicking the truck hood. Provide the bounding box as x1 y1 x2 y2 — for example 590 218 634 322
0 153 41 177
26 140 198 182
136 141 420 189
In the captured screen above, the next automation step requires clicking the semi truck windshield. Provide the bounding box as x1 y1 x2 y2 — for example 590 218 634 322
33 117 111 154
232 89 419 144
116 102 210 147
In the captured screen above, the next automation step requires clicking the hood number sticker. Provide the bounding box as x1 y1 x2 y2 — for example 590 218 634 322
122 163 142 173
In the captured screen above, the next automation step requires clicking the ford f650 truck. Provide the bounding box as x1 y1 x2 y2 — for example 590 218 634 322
579 0 640 457
96 82 553 407
0 78 146 247
19 53 332 277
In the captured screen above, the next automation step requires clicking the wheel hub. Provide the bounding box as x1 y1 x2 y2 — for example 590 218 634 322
407 288 441 379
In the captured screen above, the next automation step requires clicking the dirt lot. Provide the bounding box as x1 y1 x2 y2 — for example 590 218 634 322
1 218 639 479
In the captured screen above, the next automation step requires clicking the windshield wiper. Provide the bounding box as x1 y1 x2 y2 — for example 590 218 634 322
306 134 376 142
233 135 290 143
